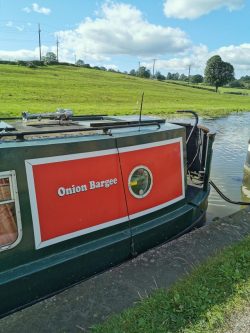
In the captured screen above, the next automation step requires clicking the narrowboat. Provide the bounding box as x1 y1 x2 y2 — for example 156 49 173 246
0 110 215 317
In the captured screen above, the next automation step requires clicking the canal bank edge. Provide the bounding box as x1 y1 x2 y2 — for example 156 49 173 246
0 208 250 333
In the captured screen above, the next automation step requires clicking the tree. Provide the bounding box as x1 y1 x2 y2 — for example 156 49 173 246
240 75 250 82
172 72 180 81
179 74 188 81
228 80 244 88
42 52 57 64
204 55 234 92
129 69 136 76
166 72 180 80
191 74 203 84
166 72 173 80
136 66 151 78
155 71 165 81
76 59 84 66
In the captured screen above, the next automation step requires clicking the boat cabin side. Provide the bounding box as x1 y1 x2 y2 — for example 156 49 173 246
0 114 214 317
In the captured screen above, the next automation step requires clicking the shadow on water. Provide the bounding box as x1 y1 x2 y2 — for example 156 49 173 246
166 112 250 221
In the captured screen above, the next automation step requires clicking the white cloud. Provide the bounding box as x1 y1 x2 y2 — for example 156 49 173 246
1 42 250 78
142 44 209 73
146 43 250 77
103 64 118 71
6 21 13 27
5 21 25 31
16 26 24 32
0 46 49 61
23 7 31 13
23 3 51 15
56 2 191 61
163 0 244 19
215 44 250 71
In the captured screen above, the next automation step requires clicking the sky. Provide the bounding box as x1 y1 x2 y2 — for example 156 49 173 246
0 0 250 78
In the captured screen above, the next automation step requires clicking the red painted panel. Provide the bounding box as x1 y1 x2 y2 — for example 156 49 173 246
28 140 183 246
31 154 128 242
119 142 184 216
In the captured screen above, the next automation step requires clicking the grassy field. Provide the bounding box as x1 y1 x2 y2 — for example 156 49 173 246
92 235 250 333
1 64 250 117
169 80 250 95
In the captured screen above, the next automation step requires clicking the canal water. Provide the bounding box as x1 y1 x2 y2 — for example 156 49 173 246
166 112 250 221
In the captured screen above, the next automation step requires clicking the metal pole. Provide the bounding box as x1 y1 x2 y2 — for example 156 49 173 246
56 37 59 62
152 59 156 77
139 91 144 132
38 23 42 61
188 64 191 84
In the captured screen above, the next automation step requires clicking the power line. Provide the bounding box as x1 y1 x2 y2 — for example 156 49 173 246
0 38 55 43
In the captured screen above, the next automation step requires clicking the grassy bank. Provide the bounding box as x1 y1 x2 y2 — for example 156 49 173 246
1 64 250 117
92 235 250 333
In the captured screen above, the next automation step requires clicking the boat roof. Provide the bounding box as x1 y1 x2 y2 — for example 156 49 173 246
0 112 183 141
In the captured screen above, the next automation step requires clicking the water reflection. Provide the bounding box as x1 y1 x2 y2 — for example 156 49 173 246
166 112 250 221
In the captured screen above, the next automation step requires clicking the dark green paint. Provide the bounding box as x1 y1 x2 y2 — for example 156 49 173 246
0 122 214 317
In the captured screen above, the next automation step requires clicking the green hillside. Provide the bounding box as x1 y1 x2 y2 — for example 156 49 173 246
0 64 250 117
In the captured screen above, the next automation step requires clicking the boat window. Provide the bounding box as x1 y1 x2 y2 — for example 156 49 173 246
128 166 153 199
0 171 22 251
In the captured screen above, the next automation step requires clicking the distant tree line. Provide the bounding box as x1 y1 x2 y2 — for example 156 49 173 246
165 72 204 83
1 52 248 91
129 67 165 81
227 75 250 89
76 59 116 72
129 68 205 83
0 53 123 74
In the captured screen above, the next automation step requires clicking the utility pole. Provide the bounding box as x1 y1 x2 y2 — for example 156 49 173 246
152 59 157 78
56 37 59 62
188 64 191 84
38 23 42 61
138 61 140 70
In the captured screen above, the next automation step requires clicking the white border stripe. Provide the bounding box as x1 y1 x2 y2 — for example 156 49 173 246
25 149 129 249
25 161 42 247
180 138 185 198
37 216 128 249
118 138 181 153
129 194 185 219
119 137 185 218
25 138 185 249
26 148 118 165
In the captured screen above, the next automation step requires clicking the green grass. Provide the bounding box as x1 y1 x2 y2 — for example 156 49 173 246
170 80 250 95
92 236 250 333
1 64 250 118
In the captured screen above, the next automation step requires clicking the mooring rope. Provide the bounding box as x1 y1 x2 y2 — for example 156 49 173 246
209 179 250 206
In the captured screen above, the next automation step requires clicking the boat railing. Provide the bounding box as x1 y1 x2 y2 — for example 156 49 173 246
0 121 161 141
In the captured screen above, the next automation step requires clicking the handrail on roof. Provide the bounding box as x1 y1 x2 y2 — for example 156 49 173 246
0 121 161 141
